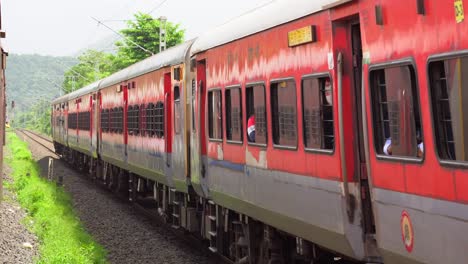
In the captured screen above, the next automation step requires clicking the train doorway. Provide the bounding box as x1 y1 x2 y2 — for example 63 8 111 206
350 22 375 236
334 17 378 260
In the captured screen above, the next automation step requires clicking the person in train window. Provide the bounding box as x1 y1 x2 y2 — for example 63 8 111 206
247 115 255 143
323 78 333 106
383 137 424 157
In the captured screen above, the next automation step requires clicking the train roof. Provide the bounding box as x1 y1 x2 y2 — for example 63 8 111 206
67 80 102 100
191 0 353 55
51 94 70 105
100 39 195 88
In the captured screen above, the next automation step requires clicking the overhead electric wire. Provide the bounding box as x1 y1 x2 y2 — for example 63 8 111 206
147 0 168 15
91 16 154 56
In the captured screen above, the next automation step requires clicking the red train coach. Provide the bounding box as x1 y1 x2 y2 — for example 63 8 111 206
66 82 100 160
189 0 468 263
51 94 69 155
98 40 194 193
51 0 468 263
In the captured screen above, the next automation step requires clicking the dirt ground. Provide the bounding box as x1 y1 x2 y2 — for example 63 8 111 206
0 157 39 264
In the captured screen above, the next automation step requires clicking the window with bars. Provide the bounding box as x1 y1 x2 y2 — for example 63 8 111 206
68 113 77 129
192 79 196 132
370 64 422 157
78 111 91 131
139 104 146 137
302 76 334 150
226 87 243 142
429 57 468 162
101 109 109 132
155 102 164 138
145 102 164 138
208 90 223 140
174 86 181 134
145 103 155 137
271 80 297 147
127 105 140 135
246 84 267 145
110 107 124 134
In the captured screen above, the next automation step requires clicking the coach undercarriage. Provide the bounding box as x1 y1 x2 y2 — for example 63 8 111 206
60 145 360 264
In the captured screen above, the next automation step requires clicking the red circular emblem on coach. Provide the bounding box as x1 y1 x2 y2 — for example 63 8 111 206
400 210 414 252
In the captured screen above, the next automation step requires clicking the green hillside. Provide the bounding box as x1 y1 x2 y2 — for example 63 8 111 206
6 54 76 112
5 54 77 133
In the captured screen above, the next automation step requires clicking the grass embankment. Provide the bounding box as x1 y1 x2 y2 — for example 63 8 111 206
5 131 107 264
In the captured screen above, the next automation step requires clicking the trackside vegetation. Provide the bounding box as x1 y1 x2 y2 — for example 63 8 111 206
5 131 107 264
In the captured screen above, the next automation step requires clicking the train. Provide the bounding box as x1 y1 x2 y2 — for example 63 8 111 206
51 0 468 263
0 0 7 202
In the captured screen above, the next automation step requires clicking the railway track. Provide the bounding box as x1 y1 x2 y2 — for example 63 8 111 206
16 129 56 154
17 129 230 264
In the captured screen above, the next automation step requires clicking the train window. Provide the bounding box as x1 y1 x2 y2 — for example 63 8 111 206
99 109 106 132
68 113 77 129
127 105 140 135
145 103 155 137
80 111 90 131
226 87 243 142
302 76 334 151
192 79 196 132
78 112 82 130
140 104 146 137
174 86 181 135
429 56 468 162
109 108 115 133
271 79 297 147
208 89 223 140
246 84 267 145
110 107 123 134
370 64 423 158
100 109 107 132
155 101 165 138
117 107 124 134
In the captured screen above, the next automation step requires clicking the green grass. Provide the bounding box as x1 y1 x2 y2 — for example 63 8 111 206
5 131 107 264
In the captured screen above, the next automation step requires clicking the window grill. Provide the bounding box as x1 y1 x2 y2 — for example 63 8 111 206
155 101 164 138
208 90 223 140
246 84 267 144
127 105 140 135
78 111 90 131
226 87 242 142
101 109 109 132
302 77 334 150
174 86 181 134
370 65 421 157
428 58 468 162
110 107 124 134
145 103 155 137
271 80 297 147
68 113 77 129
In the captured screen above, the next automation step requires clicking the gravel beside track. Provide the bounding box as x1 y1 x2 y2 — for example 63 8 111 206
0 161 39 264
17 131 217 264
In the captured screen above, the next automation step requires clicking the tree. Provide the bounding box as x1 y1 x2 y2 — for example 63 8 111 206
62 50 116 93
62 13 185 94
114 12 185 68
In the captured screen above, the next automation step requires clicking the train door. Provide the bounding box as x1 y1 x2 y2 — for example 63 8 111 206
350 23 375 237
64 102 69 146
164 72 173 169
76 99 80 144
89 95 93 146
189 59 209 197
334 18 378 259
97 92 102 153
123 84 128 157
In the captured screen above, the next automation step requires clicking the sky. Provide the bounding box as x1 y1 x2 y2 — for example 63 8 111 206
2 0 272 56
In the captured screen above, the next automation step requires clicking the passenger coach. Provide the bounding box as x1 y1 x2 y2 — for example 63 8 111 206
52 0 468 263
